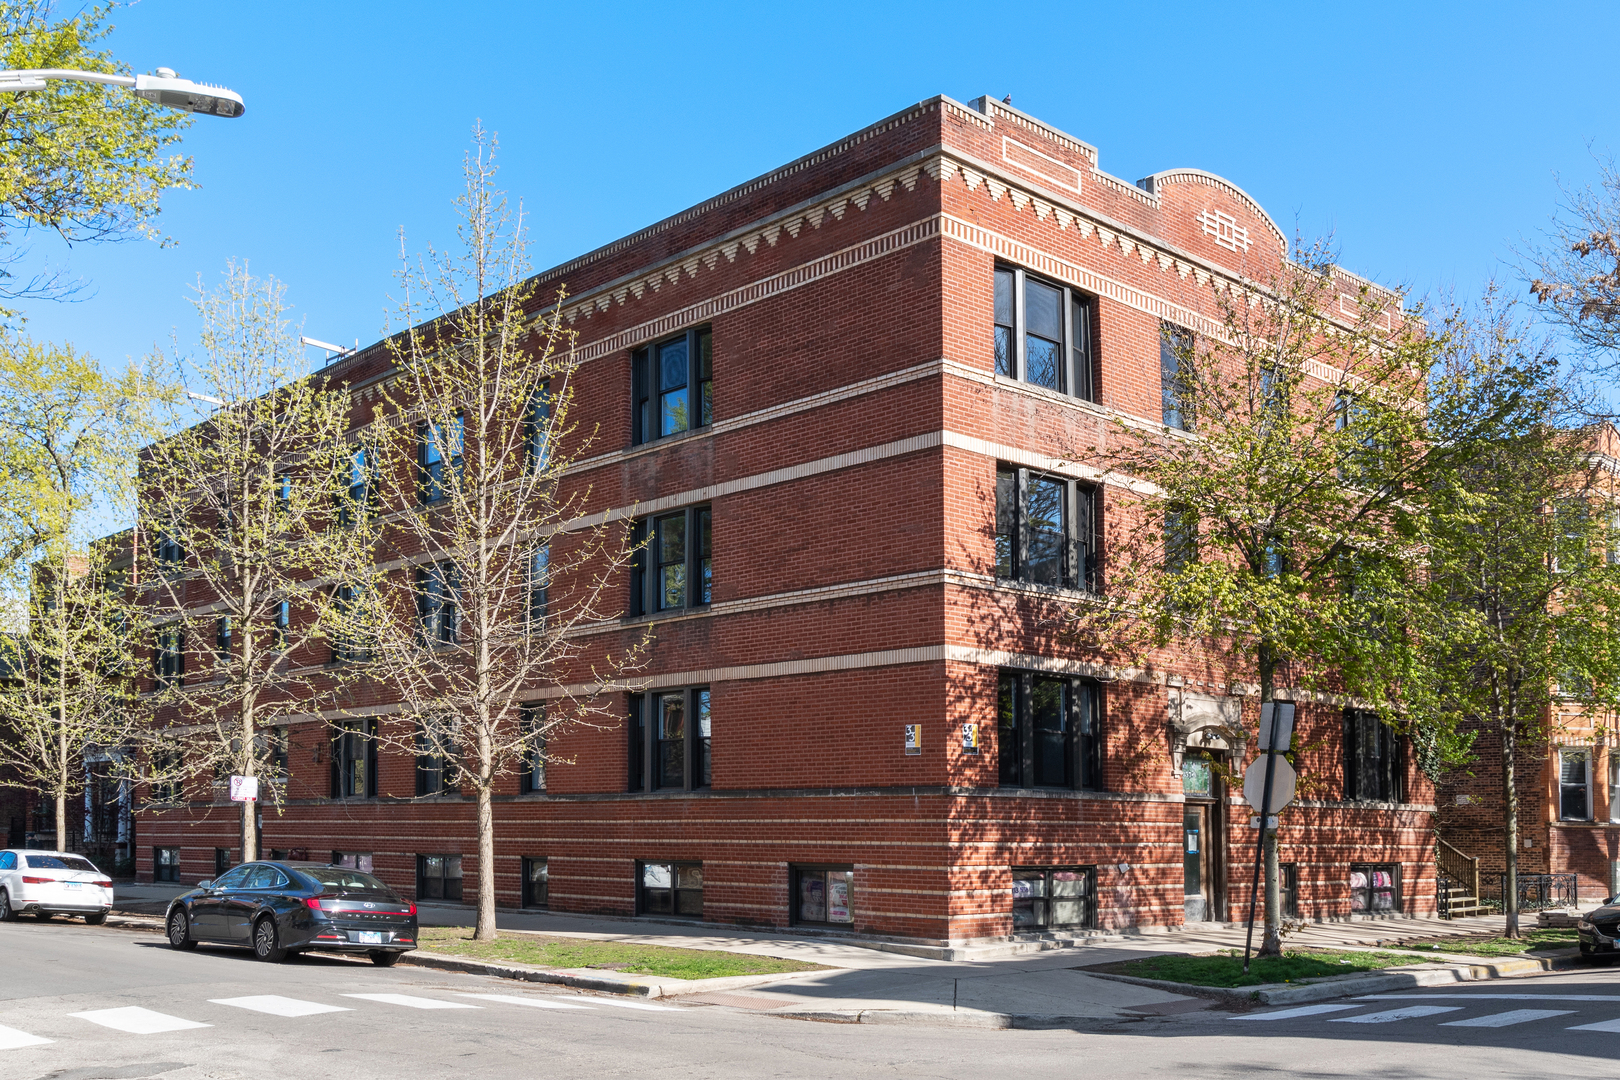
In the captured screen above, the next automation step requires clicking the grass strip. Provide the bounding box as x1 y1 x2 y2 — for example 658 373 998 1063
417 927 828 980
1096 947 1446 988
1380 928 1577 958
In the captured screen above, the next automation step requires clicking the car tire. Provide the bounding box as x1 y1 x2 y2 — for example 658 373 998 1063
0 890 13 922
167 910 197 950
253 917 286 963
369 950 401 967
84 911 107 926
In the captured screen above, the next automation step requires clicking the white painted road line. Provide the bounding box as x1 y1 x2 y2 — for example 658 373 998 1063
1441 1009 1576 1028
548 996 678 1012
69 1007 211 1034
1359 993 1620 1002
1330 1006 1463 1024
1569 1018 1620 1033
454 994 594 1010
0 1024 51 1050
1231 1004 1363 1021
210 996 353 1017
341 993 482 1011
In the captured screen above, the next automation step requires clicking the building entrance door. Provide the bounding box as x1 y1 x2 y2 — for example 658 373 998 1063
1184 805 1213 922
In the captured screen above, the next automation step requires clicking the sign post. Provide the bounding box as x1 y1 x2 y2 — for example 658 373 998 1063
1243 701 1295 973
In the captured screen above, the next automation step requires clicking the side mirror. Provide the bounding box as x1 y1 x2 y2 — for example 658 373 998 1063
196 879 213 890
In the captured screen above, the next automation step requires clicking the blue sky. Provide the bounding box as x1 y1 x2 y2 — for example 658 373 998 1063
13 0 1619 369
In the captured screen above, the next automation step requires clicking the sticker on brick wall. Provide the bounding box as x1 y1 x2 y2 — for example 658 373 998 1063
905 725 922 756
960 723 979 753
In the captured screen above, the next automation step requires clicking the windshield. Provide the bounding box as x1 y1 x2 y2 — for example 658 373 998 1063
25 855 97 872
299 866 394 894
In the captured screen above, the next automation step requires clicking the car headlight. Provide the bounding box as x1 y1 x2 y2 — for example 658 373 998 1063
1579 919 1595 930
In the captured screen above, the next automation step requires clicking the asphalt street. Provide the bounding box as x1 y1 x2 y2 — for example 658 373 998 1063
5 918 1620 1080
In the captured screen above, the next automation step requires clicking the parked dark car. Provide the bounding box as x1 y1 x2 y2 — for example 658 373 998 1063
1577 899 1620 961
164 861 417 965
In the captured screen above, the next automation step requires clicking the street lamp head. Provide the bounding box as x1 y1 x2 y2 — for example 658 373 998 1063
134 70 244 118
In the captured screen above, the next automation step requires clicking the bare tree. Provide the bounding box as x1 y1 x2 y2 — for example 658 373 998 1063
1528 157 1620 385
361 128 641 940
138 262 376 863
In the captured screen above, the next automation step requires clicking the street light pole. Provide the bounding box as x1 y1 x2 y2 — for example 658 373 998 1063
0 67 244 117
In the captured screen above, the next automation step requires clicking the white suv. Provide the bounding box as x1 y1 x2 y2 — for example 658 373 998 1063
0 850 113 923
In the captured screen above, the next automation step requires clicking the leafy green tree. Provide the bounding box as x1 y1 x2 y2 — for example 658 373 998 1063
0 1 196 307
1066 240 1451 955
138 262 377 864
1415 293 1620 937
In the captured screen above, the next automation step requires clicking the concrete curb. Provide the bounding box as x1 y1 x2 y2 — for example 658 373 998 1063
1085 953 1584 1006
771 1008 1102 1029
399 949 834 999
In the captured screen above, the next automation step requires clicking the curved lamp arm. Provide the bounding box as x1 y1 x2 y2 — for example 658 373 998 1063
0 67 244 117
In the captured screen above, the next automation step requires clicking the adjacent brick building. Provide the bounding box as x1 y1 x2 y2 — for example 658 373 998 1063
135 94 1435 942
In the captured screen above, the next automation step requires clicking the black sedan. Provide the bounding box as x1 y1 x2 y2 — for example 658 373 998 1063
164 861 418 966
1577 899 1620 961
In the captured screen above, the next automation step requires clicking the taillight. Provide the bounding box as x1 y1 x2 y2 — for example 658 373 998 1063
405 902 417 916
93 878 112 888
305 894 337 911
20 876 50 884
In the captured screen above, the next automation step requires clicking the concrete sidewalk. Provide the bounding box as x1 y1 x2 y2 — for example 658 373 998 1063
111 882 1553 1024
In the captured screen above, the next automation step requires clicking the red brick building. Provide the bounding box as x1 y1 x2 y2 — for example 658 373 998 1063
135 95 1435 942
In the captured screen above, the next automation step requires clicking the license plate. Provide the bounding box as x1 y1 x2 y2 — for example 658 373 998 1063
356 931 384 945
62 882 81 890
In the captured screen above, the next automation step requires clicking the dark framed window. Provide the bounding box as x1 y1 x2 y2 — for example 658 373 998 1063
330 720 377 799
1349 863 1399 913
639 861 702 916
633 327 712 443
1560 748 1593 821
155 531 184 570
154 846 179 883
519 703 545 794
214 847 231 875
1164 505 1198 575
340 445 377 525
525 383 551 473
415 725 454 796
1161 322 1195 431
150 744 182 803
331 583 372 663
1011 866 1097 929
627 687 711 792
1182 752 1213 798
993 265 1094 400
529 545 550 626
1279 863 1299 919
792 865 854 926
153 627 184 689
995 466 1095 589
631 506 712 615
258 726 289 781
1343 709 1402 802
997 673 1102 790
333 851 373 873
274 600 290 647
275 474 291 515
417 854 463 901
522 856 548 909
416 562 458 646
215 617 231 660
418 413 464 504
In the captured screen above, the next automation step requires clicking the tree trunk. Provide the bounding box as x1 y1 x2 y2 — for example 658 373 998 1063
1263 829 1281 953
1503 720 1520 938
475 780 496 941
1256 639 1283 957
55 720 69 853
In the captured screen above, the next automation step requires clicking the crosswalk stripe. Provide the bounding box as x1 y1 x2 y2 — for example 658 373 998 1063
546 996 677 1012
1330 1006 1462 1024
1360 993 1620 1002
1441 1009 1575 1028
1232 1004 1362 1021
69 1007 211 1034
454 994 593 1010
210 996 353 1017
0 1024 51 1050
341 993 481 1010
1569 1018 1620 1033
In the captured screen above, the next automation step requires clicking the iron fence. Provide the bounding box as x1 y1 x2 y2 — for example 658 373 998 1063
1486 872 1578 911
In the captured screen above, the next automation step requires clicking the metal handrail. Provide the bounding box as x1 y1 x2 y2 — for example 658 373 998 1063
1437 837 1481 900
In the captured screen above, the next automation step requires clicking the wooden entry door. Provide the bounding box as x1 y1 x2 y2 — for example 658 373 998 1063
1184 805 1213 922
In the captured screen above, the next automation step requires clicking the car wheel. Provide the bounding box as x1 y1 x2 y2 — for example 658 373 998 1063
84 911 107 926
253 918 286 963
0 890 13 922
167 910 197 950
369 950 401 967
